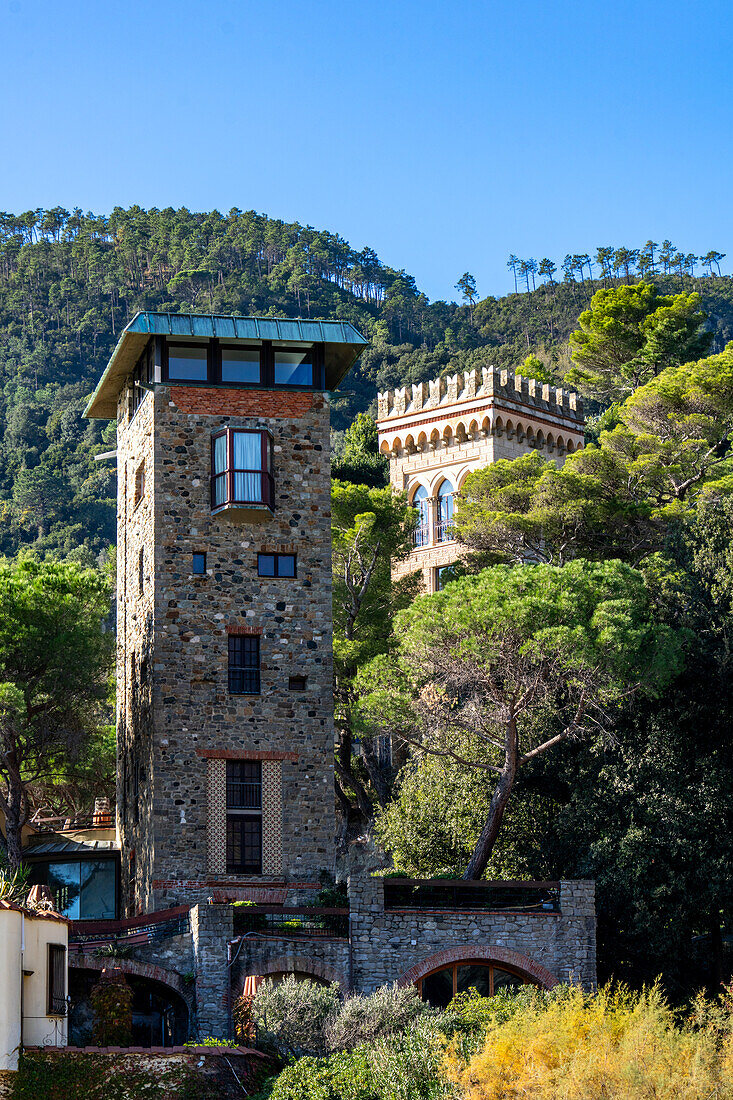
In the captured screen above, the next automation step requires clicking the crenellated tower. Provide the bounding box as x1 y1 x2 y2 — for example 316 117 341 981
377 367 585 592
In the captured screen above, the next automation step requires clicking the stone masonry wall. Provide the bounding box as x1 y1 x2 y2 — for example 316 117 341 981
116 376 157 913
116 370 337 913
347 875 596 993
377 368 585 593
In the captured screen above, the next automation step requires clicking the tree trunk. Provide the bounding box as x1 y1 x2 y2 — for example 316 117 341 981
463 716 519 879
463 764 516 879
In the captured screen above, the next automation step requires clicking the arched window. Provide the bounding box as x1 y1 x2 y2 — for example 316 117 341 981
412 486 430 547
417 961 531 1008
436 480 454 542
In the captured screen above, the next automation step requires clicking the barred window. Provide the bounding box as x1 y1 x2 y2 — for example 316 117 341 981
47 943 67 1016
226 761 262 874
228 634 260 694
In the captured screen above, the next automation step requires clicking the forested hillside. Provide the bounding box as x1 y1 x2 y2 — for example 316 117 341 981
1 204 733 560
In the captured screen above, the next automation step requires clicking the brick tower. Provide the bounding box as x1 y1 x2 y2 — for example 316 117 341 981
86 313 367 914
377 368 585 592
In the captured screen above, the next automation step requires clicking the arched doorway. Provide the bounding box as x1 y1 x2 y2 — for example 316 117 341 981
68 956 191 1047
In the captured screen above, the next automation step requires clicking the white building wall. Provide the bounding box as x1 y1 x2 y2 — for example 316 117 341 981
0 906 68 1072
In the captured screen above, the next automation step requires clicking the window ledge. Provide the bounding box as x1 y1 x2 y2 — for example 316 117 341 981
212 502 273 522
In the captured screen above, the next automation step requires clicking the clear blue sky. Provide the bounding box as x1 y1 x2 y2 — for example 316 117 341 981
1 0 731 302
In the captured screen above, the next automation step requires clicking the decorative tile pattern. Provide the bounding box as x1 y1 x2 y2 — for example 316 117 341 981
206 758 227 875
261 761 283 875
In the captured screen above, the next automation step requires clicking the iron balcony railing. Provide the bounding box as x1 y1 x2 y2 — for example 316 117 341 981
232 904 349 939
434 520 455 543
413 523 431 547
383 878 560 914
68 906 191 951
226 781 262 810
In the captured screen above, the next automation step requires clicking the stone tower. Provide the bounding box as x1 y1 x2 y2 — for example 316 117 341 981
85 313 367 914
377 368 585 592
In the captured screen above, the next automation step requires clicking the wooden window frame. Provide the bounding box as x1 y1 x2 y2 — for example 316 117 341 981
47 943 67 1016
257 552 297 578
226 760 263 874
288 675 307 691
415 961 531 1001
192 551 207 575
211 428 274 511
228 634 261 695
161 338 325 390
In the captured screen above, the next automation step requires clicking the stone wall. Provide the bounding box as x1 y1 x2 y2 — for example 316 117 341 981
347 876 596 993
115 370 337 913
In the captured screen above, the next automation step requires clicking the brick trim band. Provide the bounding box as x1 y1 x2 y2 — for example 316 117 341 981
398 945 559 990
226 625 262 635
197 749 298 761
170 386 318 418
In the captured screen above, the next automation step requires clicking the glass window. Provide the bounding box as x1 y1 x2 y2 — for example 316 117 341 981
192 552 206 574
48 944 67 1015
492 968 524 992
221 347 261 384
45 861 82 920
228 634 260 694
168 344 208 381
258 553 296 577
30 859 118 920
274 349 314 386
80 860 117 920
212 429 273 510
412 486 430 547
421 968 454 1009
457 965 492 998
226 760 262 874
227 760 262 809
437 480 455 542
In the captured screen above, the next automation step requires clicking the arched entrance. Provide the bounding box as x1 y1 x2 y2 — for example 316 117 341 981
399 946 558 1008
68 955 191 1047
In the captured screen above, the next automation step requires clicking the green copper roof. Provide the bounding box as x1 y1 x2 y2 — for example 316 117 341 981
84 311 368 418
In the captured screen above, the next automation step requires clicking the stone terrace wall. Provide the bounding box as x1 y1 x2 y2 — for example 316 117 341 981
348 875 596 993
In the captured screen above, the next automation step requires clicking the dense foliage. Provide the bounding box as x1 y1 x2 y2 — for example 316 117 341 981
3 207 733 562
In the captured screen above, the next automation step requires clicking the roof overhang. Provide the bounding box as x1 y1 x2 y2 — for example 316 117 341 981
84 312 369 418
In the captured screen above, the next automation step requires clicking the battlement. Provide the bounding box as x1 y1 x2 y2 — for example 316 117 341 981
377 367 583 426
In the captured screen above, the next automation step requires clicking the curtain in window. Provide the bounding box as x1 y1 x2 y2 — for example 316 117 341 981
233 431 262 502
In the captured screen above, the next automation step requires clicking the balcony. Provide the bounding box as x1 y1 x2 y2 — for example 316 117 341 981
383 878 560 913
232 904 349 939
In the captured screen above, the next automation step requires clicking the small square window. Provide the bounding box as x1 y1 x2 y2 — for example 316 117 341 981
289 675 307 691
258 553 296 577
192 552 207 575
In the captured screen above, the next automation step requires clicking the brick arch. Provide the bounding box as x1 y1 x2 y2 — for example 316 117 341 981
237 954 347 993
69 953 193 1005
398 945 559 990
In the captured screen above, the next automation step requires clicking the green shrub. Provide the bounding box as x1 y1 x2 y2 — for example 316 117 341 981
367 1018 453 1100
262 1050 376 1100
325 985 428 1051
252 976 341 1057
